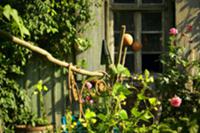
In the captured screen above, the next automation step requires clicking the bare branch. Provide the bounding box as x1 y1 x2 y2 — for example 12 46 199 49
0 30 104 77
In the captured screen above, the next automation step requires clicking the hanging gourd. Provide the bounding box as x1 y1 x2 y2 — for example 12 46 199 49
123 33 133 46
132 40 142 52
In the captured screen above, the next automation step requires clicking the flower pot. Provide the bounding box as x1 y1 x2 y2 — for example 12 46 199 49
15 124 53 133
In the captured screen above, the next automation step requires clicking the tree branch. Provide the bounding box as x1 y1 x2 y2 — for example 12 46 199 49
0 30 104 77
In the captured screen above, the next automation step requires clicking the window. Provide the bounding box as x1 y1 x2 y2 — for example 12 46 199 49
109 0 174 73
114 0 136 3
142 0 162 3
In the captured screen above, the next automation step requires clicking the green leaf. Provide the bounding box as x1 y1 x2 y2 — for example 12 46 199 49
3 4 30 37
140 111 152 122
109 64 118 75
3 5 12 20
118 93 126 101
20 24 30 36
144 69 150 78
131 107 141 117
11 9 20 25
137 93 147 100
118 109 128 120
148 97 157 106
116 64 131 77
85 109 96 120
36 80 43 92
189 124 199 133
112 83 131 96
97 114 106 121
43 86 48 91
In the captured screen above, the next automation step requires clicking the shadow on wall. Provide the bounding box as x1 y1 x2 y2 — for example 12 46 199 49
20 53 68 128
176 0 200 45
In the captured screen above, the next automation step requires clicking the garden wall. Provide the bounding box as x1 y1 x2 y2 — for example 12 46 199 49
19 3 105 129
19 55 67 128
176 0 200 75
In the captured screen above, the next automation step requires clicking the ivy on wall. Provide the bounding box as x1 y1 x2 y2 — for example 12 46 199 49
6 0 100 59
0 0 101 131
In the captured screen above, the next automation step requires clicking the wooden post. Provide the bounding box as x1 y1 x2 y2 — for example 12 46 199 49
117 25 126 65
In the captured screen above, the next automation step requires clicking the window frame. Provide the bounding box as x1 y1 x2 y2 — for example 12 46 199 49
106 0 173 73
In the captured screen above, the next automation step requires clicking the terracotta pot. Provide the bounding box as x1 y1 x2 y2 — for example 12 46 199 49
15 124 53 133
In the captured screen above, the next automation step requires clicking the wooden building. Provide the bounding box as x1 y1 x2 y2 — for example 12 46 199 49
21 0 200 128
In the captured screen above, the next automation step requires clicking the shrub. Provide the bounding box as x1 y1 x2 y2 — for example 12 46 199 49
155 26 200 132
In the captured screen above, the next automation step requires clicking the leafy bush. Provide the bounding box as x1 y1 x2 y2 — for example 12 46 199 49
61 65 161 133
155 26 200 132
0 1 99 131
0 5 31 132
1 0 100 58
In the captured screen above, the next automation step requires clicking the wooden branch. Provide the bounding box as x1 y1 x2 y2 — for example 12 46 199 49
0 30 104 77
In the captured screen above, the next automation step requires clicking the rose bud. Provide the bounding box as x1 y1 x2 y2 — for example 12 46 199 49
86 96 91 101
186 24 192 32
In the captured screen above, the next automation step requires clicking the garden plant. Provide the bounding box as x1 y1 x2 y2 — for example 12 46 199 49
59 26 161 133
0 1 200 133
155 26 200 133
14 80 54 133
0 0 100 132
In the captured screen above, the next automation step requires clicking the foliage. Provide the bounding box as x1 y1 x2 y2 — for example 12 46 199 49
11 80 49 127
1 0 100 59
61 67 161 133
2 5 30 37
0 79 30 132
33 80 49 122
0 4 32 133
0 0 100 131
155 27 200 132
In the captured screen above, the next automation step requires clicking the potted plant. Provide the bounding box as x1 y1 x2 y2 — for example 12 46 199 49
14 80 53 133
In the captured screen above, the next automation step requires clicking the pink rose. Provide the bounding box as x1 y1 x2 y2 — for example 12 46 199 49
169 28 178 35
169 95 182 107
86 82 92 89
90 99 94 104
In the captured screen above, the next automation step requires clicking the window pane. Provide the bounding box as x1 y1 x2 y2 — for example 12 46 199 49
142 54 162 72
114 11 134 31
142 0 162 3
114 33 120 51
114 0 135 3
125 54 135 73
114 54 134 72
142 13 162 31
142 33 162 52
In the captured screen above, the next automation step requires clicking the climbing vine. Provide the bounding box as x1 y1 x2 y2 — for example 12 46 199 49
1 0 100 59
0 0 101 131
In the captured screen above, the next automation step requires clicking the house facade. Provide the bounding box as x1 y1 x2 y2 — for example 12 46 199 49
78 0 200 74
20 0 200 127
